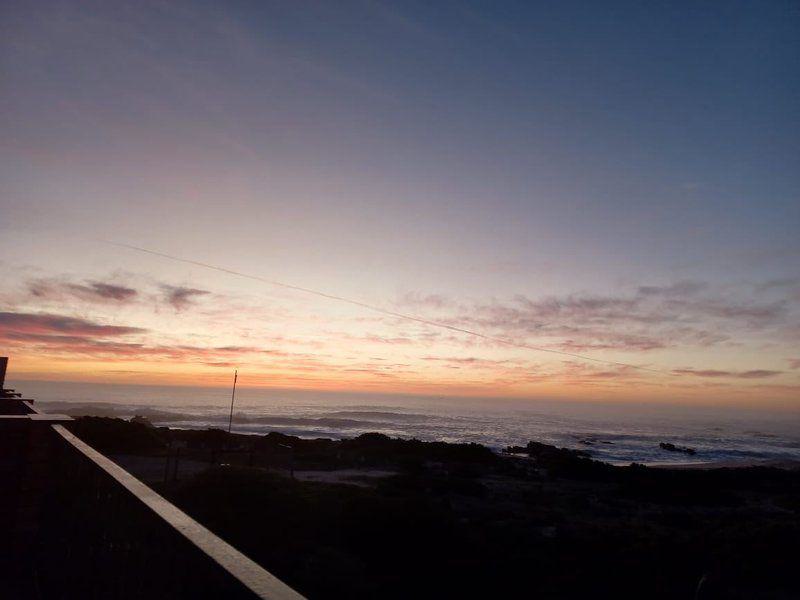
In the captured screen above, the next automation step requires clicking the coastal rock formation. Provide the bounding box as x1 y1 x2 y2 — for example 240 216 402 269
659 442 697 456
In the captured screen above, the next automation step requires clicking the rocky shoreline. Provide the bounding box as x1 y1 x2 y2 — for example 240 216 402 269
63 416 800 599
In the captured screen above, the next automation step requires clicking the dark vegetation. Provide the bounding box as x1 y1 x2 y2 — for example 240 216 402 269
67 416 167 455
67 417 800 599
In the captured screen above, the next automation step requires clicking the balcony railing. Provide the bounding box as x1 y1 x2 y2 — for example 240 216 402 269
2 397 304 600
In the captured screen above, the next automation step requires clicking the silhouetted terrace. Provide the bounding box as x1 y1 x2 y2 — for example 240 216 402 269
0 357 303 599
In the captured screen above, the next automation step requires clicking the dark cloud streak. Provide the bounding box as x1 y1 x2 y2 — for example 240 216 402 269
29 278 138 303
161 285 210 310
672 368 782 379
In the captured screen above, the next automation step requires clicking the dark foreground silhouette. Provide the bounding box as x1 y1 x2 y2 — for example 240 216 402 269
68 417 800 599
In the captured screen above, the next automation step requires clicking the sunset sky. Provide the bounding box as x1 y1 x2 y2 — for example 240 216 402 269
1 1 798 406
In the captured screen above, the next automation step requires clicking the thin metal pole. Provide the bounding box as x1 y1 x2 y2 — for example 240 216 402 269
227 369 238 433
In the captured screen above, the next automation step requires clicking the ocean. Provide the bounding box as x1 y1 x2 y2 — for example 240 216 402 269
16 379 800 466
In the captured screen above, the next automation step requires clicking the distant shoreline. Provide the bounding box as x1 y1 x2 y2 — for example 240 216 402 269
73 414 800 471
33 391 800 468
111 422 800 470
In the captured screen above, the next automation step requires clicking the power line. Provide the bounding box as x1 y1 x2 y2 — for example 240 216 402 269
102 240 669 375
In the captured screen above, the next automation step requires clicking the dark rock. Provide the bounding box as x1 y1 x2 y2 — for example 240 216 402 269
659 442 697 456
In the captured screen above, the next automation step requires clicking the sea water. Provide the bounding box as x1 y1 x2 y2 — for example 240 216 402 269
16 380 800 466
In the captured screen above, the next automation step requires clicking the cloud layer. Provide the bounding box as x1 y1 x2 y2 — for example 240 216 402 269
2 269 798 399
397 279 795 355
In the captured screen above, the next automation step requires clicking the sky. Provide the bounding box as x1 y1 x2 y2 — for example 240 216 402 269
1 1 798 407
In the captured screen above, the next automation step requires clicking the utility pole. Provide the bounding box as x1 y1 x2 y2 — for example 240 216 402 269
227 369 238 434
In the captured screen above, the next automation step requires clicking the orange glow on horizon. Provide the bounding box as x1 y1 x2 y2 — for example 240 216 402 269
7 351 800 411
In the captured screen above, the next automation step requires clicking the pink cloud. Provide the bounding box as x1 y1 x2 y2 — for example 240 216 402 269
0 311 144 337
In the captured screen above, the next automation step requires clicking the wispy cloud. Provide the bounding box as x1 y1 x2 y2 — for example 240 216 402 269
29 278 138 303
0 312 257 363
161 285 210 311
636 280 708 297
672 368 783 379
434 280 792 354
756 277 800 292
421 355 528 369
396 292 454 310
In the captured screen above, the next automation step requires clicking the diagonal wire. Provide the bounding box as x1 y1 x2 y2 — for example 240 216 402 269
101 240 670 375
